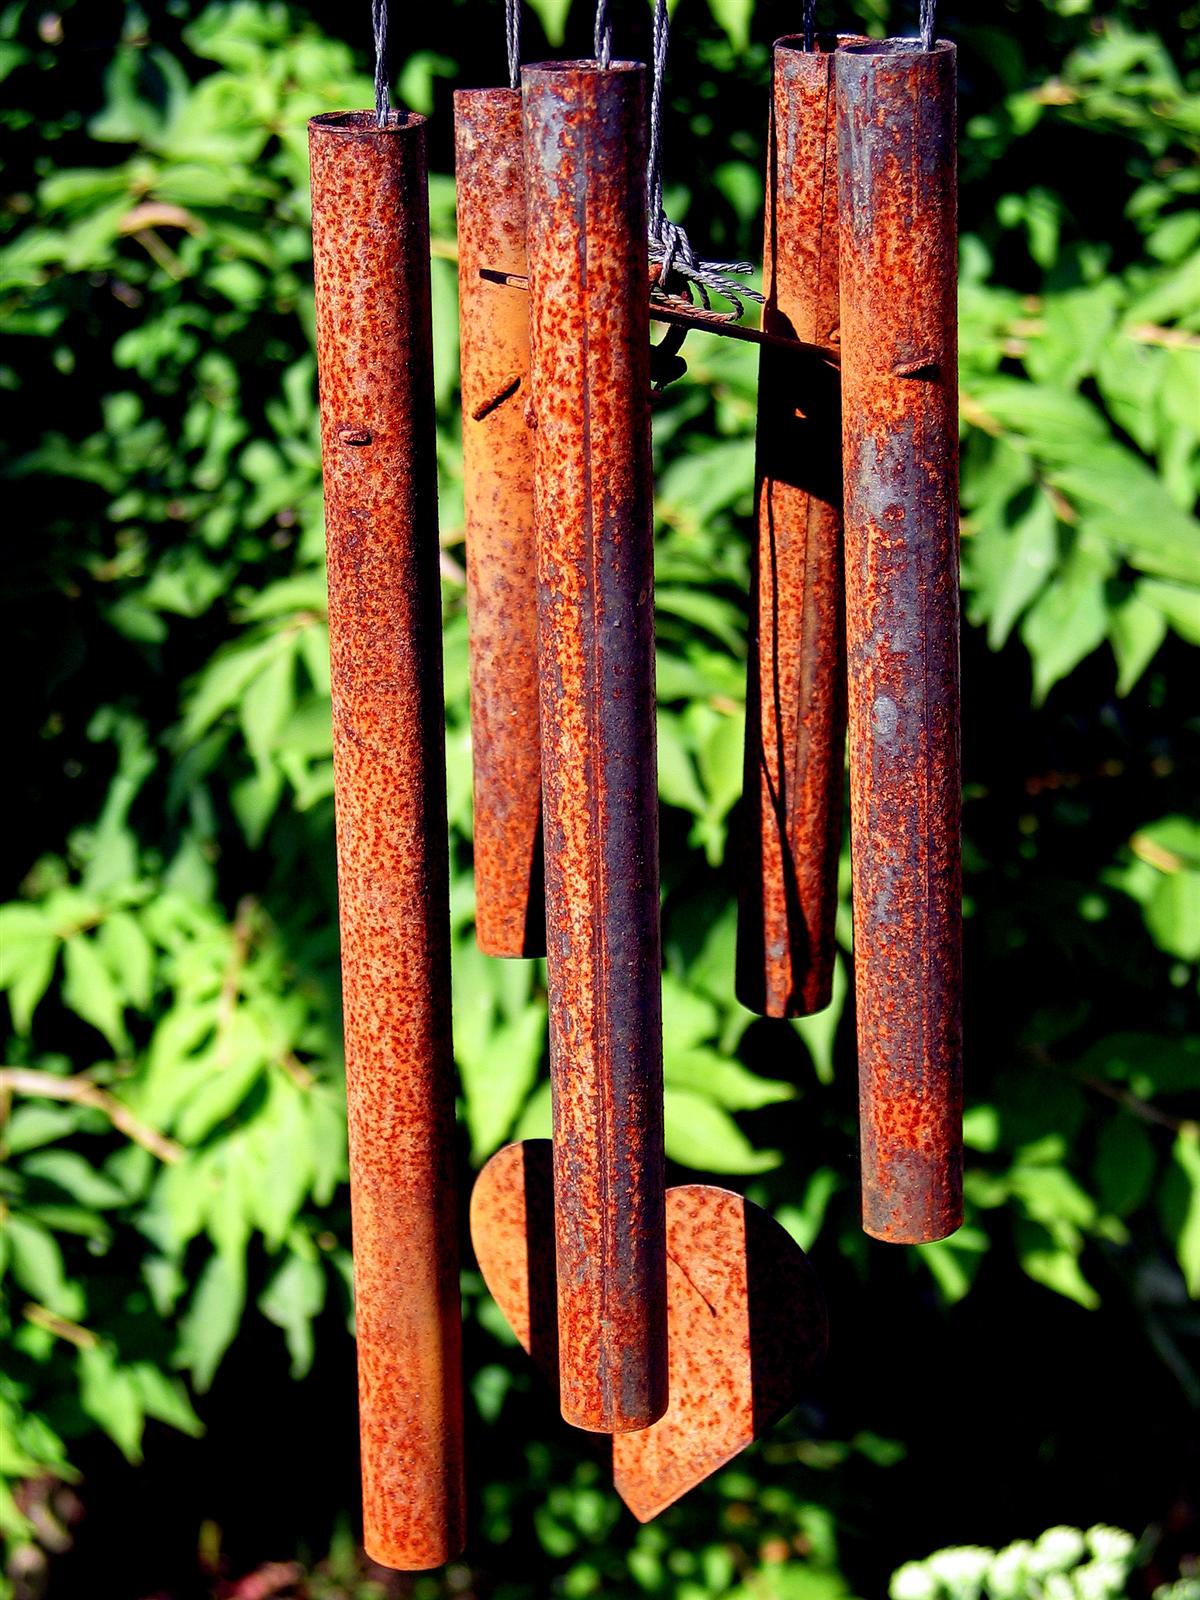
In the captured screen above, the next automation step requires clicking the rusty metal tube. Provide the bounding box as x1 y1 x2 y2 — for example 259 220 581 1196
836 40 963 1244
522 59 668 1433
454 88 544 958
738 36 848 1020
309 110 466 1566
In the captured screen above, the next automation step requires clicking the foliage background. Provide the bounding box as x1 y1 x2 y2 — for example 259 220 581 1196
0 0 1198 1595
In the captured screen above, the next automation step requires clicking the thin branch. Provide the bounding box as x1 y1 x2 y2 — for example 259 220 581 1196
214 896 256 1069
23 1303 100 1350
1129 322 1200 352
0 1068 182 1163
1077 1071 1196 1136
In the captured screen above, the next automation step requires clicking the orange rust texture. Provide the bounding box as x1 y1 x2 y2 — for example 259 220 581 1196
470 1142 827 1522
738 37 848 1019
522 61 668 1434
613 1183 827 1521
454 89 544 958
835 41 963 1244
309 111 465 1567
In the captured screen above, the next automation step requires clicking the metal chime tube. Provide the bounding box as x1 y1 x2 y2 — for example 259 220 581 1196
522 59 669 1433
835 41 963 1244
738 35 848 1020
309 111 465 1566
455 88 544 958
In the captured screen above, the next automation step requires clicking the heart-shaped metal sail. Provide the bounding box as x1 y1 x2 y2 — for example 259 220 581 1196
471 1142 827 1521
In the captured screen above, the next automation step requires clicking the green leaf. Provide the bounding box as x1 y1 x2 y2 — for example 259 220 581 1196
21 1150 128 1209
791 955 848 1087
663 1088 780 1174
1027 283 1120 388
97 910 155 1012
2 1104 86 1156
240 636 297 766
660 973 720 1054
656 587 746 655
62 934 128 1052
259 1252 326 1378
180 635 288 746
705 0 753 50
1019 541 1111 703
1137 579 1200 646
512 1078 554 1142
664 1047 794 1112
916 1225 990 1305
127 1363 204 1437
1160 1129 1200 1298
0 905 60 1035
962 1104 1001 1152
524 0 572 44
78 1345 144 1463
657 712 708 817
1014 1218 1099 1309
693 708 746 864
174 1043 264 1145
1109 587 1168 694
978 489 1059 650
1092 1115 1156 1218
1113 817 1200 961
247 1082 315 1251
176 1250 246 1392
459 1004 546 1165
4 1216 76 1315
776 1167 840 1252
1010 1163 1098 1230
1145 867 1200 961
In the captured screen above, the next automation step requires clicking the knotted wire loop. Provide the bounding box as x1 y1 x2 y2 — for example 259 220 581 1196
645 0 762 319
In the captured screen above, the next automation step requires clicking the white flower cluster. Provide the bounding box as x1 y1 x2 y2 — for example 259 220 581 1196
887 1524 1139 1600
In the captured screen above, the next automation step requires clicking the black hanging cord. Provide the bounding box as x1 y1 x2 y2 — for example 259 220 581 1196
645 0 762 318
803 0 817 52
594 0 613 68
920 0 936 48
506 0 521 89
372 0 390 124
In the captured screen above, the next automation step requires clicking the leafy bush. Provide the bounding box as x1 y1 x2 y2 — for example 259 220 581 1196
0 0 1197 1595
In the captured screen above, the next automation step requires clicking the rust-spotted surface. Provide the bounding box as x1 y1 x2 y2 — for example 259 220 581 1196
471 1142 827 1521
522 61 667 1434
835 42 963 1244
455 89 544 958
739 37 851 1020
309 110 465 1567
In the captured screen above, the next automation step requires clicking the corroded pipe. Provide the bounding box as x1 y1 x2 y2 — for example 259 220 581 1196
835 40 963 1244
738 36 848 1020
309 110 465 1566
455 88 544 958
522 59 668 1433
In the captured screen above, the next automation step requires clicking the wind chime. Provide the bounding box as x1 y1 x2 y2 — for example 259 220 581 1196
308 0 962 1570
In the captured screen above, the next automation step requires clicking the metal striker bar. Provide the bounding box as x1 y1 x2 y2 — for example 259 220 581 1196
835 40 964 1244
478 269 840 363
737 35 849 1020
454 88 545 959
522 59 670 1433
308 110 466 1566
